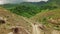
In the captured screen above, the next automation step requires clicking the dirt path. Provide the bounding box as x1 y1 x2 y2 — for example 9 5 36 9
32 24 41 34
21 17 43 34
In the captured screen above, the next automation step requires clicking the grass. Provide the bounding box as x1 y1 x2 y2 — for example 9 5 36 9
30 9 60 30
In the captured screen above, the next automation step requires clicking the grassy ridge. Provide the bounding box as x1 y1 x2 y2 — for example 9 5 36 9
31 9 60 30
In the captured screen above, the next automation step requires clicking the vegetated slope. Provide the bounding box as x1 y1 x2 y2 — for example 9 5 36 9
0 4 18 9
8 4 41 18
0 0 58 18
30 9 60 31
7 3 58 18
0 8 32 34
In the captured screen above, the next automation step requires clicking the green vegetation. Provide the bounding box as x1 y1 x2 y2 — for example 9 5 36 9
9 4 41 18
7 3 57 18
0 4 18 9
0 0 59 18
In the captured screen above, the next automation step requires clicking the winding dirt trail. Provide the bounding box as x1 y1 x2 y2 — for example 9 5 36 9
32 24 41 34
21 17 43 34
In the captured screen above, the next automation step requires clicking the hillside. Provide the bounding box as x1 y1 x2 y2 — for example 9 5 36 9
0 0 59 18
6 4 57 18
30 9 60 31
0 0 60 34
0 8 32 34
